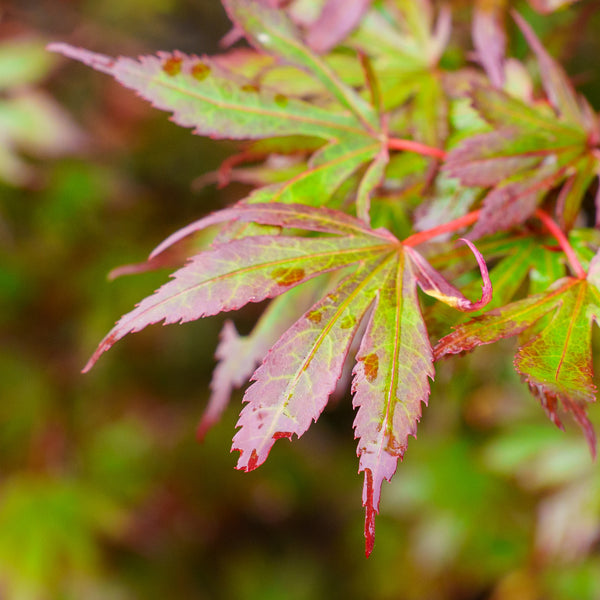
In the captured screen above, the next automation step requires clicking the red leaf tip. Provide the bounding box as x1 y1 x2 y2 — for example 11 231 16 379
363 468 376 557
457 238 493 311
232 447 261 472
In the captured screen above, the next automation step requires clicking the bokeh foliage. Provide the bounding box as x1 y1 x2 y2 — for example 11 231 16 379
2 0 600 598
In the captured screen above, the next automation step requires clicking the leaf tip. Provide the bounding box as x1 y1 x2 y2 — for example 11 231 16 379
46 42 116 74
233 447 261 472
81 332 121 373
363 468 376 557
457 238 493 311
196 415 216 442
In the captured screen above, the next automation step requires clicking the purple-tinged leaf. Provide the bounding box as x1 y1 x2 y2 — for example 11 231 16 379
414 173 480 234
200 279 323 439
150 201 395 259
233 260 386 471
470 85 583 135
406 240 492 311
470 153 578 238
48 43 367 142
473 0 507 88
83 232 390 372
305 0 374 54
446 83 594 236
443 129 547 188
513 11 584 126
352 252 434 556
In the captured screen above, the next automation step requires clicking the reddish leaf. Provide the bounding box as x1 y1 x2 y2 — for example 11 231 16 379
473 0 507 88
305 0 374 54
200 279 323 439
233 260 386 471
435 252 600 456
351 253 433 556
513 11 584 126
444 84 595 236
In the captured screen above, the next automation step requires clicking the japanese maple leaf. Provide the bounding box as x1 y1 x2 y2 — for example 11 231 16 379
49 0 388 221
444 13 600 236
82 202 491 556
472 0 507 88
435 251 600 456
349 0 450 146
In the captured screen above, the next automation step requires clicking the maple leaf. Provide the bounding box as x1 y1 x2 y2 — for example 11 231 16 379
82 201 491 556
472 0 507 88
222 0 378 131
49 1 393 221
48 44 367 142
425 233 566 338
350 0 450 147
199 277 325 440
435 252 600 456
444 14 600 236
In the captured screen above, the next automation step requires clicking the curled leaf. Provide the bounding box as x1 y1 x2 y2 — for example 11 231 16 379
406 239 492 311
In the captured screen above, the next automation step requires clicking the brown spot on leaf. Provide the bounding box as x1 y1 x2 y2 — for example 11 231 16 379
307 309 322 323
163 56 183 76
340 315 356 329
271 267 305 287
274 93 288 107
272 432 293 440
241 83 259 93
385 437 405 455
191 61 211 81
362 353 379 383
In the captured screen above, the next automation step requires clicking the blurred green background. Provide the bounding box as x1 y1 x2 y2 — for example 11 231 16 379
2 1 600 598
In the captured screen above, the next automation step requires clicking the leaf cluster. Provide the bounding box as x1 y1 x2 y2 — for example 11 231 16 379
50 0 600 555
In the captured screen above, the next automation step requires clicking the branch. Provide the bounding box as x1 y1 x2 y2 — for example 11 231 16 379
386 137 447 160
534 208 587 279
402 210 481 247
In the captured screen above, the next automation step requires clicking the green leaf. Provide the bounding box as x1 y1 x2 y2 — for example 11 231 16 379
356 146 389 222
223 0 379 130
48 44 368 141
0 38 55 89
246 138 381 209
435 252 600 455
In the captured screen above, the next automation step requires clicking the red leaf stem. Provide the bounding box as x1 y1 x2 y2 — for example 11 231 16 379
534 208 587 279
386 137 447 160
402 210 481 247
